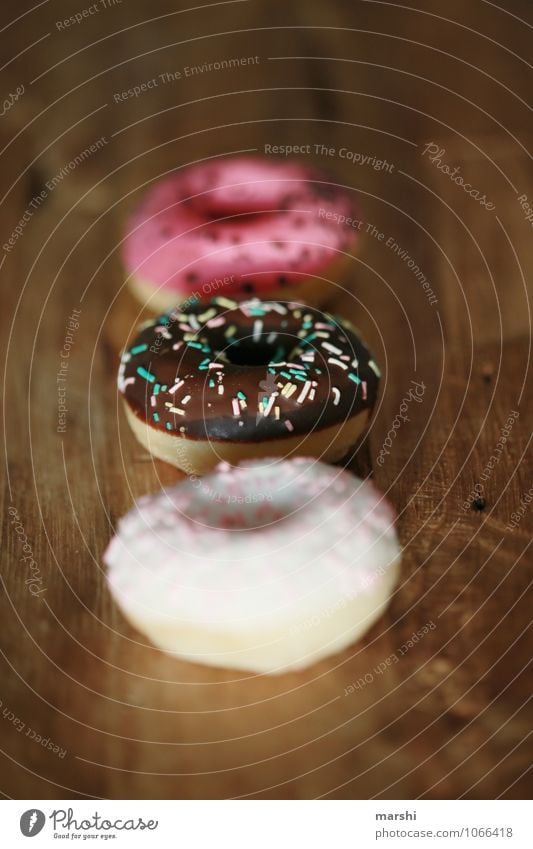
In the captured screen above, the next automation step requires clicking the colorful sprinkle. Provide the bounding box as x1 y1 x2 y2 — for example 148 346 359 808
137 366 155 382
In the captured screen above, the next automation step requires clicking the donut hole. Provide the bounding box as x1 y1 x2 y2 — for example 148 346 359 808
224 338 280 367
222 331 299 368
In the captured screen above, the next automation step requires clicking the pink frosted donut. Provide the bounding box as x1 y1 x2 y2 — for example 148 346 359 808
123 156 360 312
104 458 401 674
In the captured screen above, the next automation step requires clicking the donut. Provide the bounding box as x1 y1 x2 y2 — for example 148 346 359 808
104 458 401 674
118 297 380 474
122 155 360 312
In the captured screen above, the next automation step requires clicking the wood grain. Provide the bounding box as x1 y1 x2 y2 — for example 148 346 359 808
0 0 531 799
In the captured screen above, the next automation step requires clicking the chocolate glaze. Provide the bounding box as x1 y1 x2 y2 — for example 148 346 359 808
118 297 380 442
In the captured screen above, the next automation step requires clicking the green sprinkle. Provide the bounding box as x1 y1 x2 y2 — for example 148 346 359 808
153 383 161 395
137 366 155 382
130 343 148 355
187 341 203 349
161 384 167 391
209 379 215 388
348 372 361 384
166 422 172 430
237 391 247 401
153 412 160 422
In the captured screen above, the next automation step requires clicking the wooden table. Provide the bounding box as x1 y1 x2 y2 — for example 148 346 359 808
1 0 531 799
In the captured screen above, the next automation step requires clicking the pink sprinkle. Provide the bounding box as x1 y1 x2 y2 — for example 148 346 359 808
150 395 156 408
206 316 226 328
172 342 183 351
285 420 294 432
362 381 367 399
232 399 240 416
169 380 184 394
123 377 135 387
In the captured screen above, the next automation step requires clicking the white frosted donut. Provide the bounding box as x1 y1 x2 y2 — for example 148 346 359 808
104 458 401 674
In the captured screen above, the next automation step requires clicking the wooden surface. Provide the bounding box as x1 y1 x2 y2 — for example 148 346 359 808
1 0 532 799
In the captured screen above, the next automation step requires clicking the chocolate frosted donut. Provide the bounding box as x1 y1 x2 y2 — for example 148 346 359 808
118 297 380 473
122 156 361 312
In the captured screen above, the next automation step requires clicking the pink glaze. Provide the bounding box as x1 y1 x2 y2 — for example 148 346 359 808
122 156 360 299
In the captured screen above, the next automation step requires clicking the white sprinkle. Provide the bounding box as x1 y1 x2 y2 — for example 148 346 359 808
296 381 312 404
169 406 185 415
253 319 263 342
328 357 348 370
169 380 184 394
332 387 341 406
309 388 316 401
172 341 183 351
188 314 200 330
274 406 280 420
351 357 359 368
369 359 381 377
208 362 224 369
263 393 277 417
267 332 277 343
218 385 224 395
322 341 343 355
150 395 157 408
181 395 191 405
